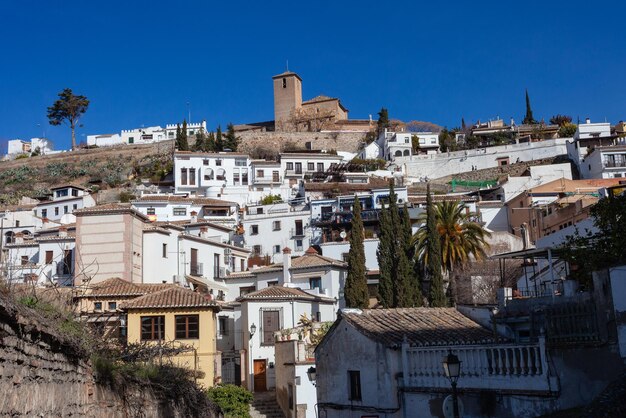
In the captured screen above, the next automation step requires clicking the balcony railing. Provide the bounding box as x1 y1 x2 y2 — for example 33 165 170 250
311 209 382 226
401 338 555 393
190 263 203 276
254 176 282 184
290 228 306 238
604 160 626 168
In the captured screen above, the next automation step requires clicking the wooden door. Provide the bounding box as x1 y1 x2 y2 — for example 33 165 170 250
253 359 267 392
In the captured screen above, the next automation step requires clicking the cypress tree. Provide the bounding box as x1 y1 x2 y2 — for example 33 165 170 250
193 127 206 151
224 123 240 151
179 120 189 151
401 205 422 306
206 131 216 152
175 124 182 150
523 90 536 125
215 125 223 152
426 183 446 307
344 197 369 309
377 107 390 136
376 203 394 308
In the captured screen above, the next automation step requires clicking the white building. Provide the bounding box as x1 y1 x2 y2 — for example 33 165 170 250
379 129 440 161
578 144 626 179
280 153 344 185
319 238 379 271
132 195 240 226
242 202 312 262
87 121 206 147
33 185 96 222
7 137 53 156
164 121 207 141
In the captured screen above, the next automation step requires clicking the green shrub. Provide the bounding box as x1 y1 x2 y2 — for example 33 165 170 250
15 153 29 160
260 194 283 205
119 191 136 203
206 384 253 418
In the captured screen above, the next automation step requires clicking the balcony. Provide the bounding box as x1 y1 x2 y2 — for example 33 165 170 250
190 263 203 276
402 338 556 394
290 228 306 238
311 209 382 226
285 169 304 177
253 175 282 184
604 160 626 168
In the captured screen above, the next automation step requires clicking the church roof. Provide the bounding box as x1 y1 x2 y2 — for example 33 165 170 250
272 71 302 81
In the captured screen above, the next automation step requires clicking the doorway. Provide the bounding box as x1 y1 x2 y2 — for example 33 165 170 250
253 359 267 392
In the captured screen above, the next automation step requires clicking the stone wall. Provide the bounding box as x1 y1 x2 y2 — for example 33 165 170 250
0 294 218 418
238 131 366 155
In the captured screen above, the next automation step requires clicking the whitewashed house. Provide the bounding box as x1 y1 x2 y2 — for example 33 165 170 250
132 195 240 226
6 137 53 157
280 152 344 185
243 202 312 262
578 144 626 179
33 185 96 222
164 121 207 140
380 129 439 161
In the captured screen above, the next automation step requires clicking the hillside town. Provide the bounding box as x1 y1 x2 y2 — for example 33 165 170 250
1 67 626 418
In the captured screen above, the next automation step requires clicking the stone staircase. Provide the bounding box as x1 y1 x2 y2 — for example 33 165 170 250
250 390 285 418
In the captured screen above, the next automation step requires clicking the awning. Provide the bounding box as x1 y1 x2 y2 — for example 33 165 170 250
490 247 566 260
185 275 229 292
86 314 121 323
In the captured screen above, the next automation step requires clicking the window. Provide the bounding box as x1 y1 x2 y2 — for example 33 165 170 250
71 189 79 197
295 162 302 174
307 162 315 171
162 243 167 258
342 252 349 262
189 168 196 186
189 130 194 135
15 220 20 227
94 302 102 311
108 302 117 311
295 239 303 251
141 316 165 340
282 78 287 88
45 251 53 265
55 207 59 216
175 315 199 339
181 168 188 185
272 221 281 231
251 225 259 235
348 370 362 401
256 207 264 214
274 245 281 254
316 311 321 322
21 255 28 265
242 172 249 185
272 171 280 182
309 277 322 290
233 172 240 184
173 207 187 216
218 316 229 336
203 159 209 165
56 189 68 198
235 158 247 167
147 208 156 215
73 204 77 210
286 162 293 170
64 205 68 214
240 286 256 296
257 169 265 178
262 310 280 345
317 163 324 172
216 159 222 166
41 209 47 218
128 136 134 144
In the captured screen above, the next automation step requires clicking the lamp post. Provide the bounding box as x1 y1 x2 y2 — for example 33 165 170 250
442 351 461 418
306 366 316 386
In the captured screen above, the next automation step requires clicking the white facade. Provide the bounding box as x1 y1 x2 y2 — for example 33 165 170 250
280 153 344 183
579 145 626 179
243 202 312 262
6 137 53 156
165 121 207 141
132 196 240 226
87 121 206 147
319 238 380 271
574 119 611 140
33 186 96 222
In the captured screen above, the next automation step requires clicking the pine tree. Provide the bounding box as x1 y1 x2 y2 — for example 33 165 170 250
215 125 223 152
426 183 446 307
193 127 206 151
224 123 240 151
206 131 217 152
344 197 369 309
376 203 394 308
522 90 536 125
179 120 189 151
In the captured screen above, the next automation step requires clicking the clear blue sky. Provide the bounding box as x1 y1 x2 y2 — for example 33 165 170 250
1 0 625 151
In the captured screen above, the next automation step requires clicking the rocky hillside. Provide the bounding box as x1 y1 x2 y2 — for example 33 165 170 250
0 142 173 205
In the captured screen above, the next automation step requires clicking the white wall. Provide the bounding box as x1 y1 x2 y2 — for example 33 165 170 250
403 139 569 180
320 238 379 271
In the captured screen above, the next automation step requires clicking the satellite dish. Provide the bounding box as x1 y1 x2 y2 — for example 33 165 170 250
443 395 464 418
339 231 347 239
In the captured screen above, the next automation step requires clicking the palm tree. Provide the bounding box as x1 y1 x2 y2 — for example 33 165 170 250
413 200 491 273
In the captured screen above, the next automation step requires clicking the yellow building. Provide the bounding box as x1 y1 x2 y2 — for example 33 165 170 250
124 286 221 388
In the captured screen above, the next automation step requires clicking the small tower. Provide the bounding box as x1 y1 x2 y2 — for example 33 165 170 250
273 71 302 130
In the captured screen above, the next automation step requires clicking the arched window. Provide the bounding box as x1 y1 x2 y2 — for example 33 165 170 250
403 150 410 156
395 150 402 157
4 231 14 244
216 168 226 181
204 168 214 181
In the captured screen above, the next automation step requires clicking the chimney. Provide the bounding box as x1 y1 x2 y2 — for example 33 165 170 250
59 226 68 238
14 232 24 244
199 226 208 238
586 118 591 124
190 211 198 223
282 247 292 285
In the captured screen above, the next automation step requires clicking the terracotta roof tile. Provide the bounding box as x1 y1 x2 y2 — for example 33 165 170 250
79 277 175 298
290 253 347 269
237 286 335 302
122 286 220 310
342 308 499 347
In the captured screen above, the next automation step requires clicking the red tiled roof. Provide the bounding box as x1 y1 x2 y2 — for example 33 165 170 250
341 308 499 347
122 286 220 310
237 286 335 302
78 277 174 298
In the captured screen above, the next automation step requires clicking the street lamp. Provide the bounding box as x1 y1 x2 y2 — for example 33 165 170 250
442 351 461 418
250 323 257 337
306 366 316 386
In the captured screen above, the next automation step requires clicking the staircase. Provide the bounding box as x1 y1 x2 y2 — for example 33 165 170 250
250 390 285 418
